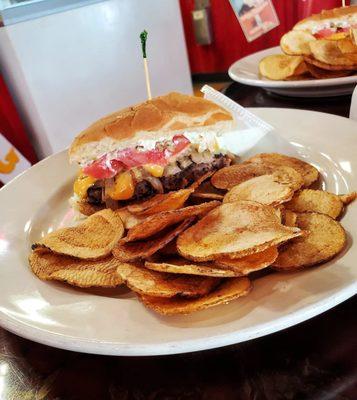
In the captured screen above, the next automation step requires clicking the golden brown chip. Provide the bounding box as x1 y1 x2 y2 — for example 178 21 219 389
33 209 124 259
127 189 192 216
159 240 178 256
246 153 319 187
223 167 303 206
309 39 357 66
29 249 123 288
336 37 357 54
280 30 316 55
259 54 305 80
211 162 275 190
214 246 278 275
140 277 252 315
115 207 146 229
339 192 357 205
282 209 297 227
273 213 346 270
116 262 218 297
177 201 303 262
305 61 352 79
285 189 344 219
145 257 239 277
113 218 193 261
191 192 224 200
77 201 104 216
124 201 220 242
304 56 357 71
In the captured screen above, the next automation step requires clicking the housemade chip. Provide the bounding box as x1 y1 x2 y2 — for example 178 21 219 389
246 153 319 187
140 277 252 315
305 62 351 79
304 56 357 71
223 167 303 206
29 249 123 288
116 262 218 298
124 201 220 242
259 54 306 80
339 192 357 205
273 212 346 270
127 188 192 216
214 246 278 275
116 207 146 229
285 189 344 219
211 162 274 190
177 201 303 261
33 209 124 259
309 40 357 66
282 209 297 227
145 257 239 277
113 218 193 262
280 30 315 55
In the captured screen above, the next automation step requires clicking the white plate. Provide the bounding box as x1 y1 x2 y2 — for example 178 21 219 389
229 47 357 97
0 108 356 356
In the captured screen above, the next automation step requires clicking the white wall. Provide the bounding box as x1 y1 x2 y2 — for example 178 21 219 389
0 0 192 158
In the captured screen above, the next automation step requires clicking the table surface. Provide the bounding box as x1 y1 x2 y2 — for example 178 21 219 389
1 83 356 400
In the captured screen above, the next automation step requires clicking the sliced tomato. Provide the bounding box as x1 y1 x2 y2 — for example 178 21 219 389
83 135 191 179
314 28 335 39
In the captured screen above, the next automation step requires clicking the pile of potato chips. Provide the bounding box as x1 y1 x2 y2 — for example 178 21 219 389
29 153 356 315
259 29 357 81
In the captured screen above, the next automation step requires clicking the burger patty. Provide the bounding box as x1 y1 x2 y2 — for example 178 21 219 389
87 154 230 204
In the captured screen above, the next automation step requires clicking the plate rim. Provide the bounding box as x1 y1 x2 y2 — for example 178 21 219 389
1 107 357 356
228 46 357 89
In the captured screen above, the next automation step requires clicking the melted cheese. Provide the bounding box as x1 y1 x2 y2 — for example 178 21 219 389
106 171 135 200
73 172 96 199
143 164 165 177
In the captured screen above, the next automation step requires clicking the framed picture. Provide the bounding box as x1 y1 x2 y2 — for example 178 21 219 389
229 0 280 42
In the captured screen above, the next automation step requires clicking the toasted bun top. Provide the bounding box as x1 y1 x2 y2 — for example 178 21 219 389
294 5 357 31
69 92 233 165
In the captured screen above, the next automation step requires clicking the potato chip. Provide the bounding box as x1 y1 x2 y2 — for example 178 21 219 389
223 167 303 206
124 201 220 242
214 246 278 275
282 209 297 227
305 61 351 79
285 189 344 219
211 162 275 190
191 192 224 201
191 181 224 200
336 37 357 54
177 201 303 261
77 201 104 216
33 209 124 259
304 56 357 71
246 153 319 187
116 262 218 297
145 257 239 277
127 188 192 216
159 240 178 256
339 192 357 205
29 249 123 288
115 207 146 229
273 213 346 270
280 31 316 55
113 218 193 261
309 40 357 66
259 54 305 80
140 277 252 315
189 170 216 190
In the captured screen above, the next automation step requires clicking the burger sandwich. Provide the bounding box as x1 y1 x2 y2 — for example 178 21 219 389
69 92 237 215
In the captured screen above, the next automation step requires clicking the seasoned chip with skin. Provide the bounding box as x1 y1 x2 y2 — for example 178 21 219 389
115 207 147 229
273 213 346 270
124 201 220 242
304 56 357 71
29 249 123 288
214 246 278 275
33 209 124 259
211 162 275 190
246 153 319 188
140 277 252 315
259 54 306 80
116 262 218 297
280 31 316 56
145 257 239 277
127 188 192 216
177 201 303 262
113 218 194 261
285 189 344 219
223 168 303 206
282 209 297 227
339 192 357 205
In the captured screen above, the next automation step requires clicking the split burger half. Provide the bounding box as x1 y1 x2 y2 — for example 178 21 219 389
69 92 236 215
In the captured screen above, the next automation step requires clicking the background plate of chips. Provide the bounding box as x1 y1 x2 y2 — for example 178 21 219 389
229 46 357 97
0 108 356 355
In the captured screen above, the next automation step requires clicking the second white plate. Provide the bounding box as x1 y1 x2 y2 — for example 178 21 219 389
229 46 357 97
